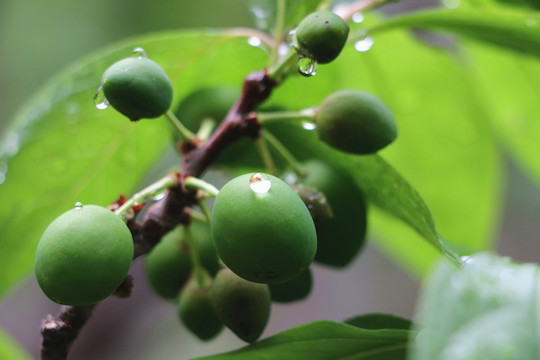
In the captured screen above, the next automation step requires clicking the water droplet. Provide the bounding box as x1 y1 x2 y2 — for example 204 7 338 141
152 189 167 201
461 255 473 264
297 57 318 77
352 12 364 24
74 202 84 210
94 85 109 110
249 173 271 194
302 122 316 131
247 36 262 47
133 47 147 59
354 36 374 52
286 29 298 48
283 172 298 185
441 0 460 9
278 43 290 57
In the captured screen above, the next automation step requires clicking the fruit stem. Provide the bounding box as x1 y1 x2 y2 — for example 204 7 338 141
165 110 196 142
182 225 205 286
184 176 219 198
268 48 298 81
114 174 178 217
271 0 287 64
257 107 316 124
189 209 209 225
197 198 212 225
196 118 216 141
262 130 308 177
255 137 277 175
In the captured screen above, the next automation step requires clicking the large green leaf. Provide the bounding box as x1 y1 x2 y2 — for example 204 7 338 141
0 31 269 299
0 327 31 360
268 27 500 275
194 320 412 360
367 8 540 58
412 253 540 360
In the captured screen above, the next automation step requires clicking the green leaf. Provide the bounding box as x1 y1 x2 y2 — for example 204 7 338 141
345 314 414 331
248 0 324 33
194 320 412 360
412 253 540 360
367 9 540 58
0 31 269 299
0 327 32 360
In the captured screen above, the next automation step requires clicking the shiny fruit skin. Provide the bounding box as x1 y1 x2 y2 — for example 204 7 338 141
212 268 271 343
145 222 220 300
315 90 397 154
102 57 173 121
178 271 223 341
34 205 133 306
211 173 317 284
302 159 367 267
295 11 349 64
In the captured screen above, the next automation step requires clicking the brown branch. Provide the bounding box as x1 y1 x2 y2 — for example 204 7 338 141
40 69 278 360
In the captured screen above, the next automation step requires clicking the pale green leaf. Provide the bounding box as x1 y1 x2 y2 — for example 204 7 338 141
412 253 540 360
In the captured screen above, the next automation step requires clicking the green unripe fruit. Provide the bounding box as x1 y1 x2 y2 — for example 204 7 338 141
211 173 317 284
145 222 220 300
301 160 367 267
34 204 133 306
174 86 239 132
315 90 398 154
178 271 223 341
212 268 271 343
295 11 349 64
102 56 173 121
269 267 313 303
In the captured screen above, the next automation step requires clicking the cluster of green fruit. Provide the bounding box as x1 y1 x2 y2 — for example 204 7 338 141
33 9 397 344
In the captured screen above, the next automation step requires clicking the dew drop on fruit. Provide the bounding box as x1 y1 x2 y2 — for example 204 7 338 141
132 47 147 59
94 85 109 110
286 29 298 48
354 36 374 52
297 57 318 77
74 202 84 210
352 12 364 24
249 173 271 194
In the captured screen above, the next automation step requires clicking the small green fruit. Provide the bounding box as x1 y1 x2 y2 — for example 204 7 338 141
295 11 349 64
178 271 223 341
174 86 239 132
269 268 313 303
145 221 220 300
315 90 397 154
211 173 317 284
102 56 173 121
302 159 367 267
212 268 271 343
34 204 133 306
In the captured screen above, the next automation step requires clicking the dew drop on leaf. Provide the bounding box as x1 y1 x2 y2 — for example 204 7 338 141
352 12 364 24
74 202 84 210
132 47 147 59
249 173 271 194
354 37 374 52
247 36 262 47
297 57 318 77
94 85 109 110
302 122 316 131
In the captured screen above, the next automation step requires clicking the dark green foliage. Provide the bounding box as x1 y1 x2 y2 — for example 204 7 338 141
269 267 312 303
301 159 367 267
145 221 220 300
178 271 223 341
295 11 349 64
34 205 133 306
315 90 397 154
210 173 317 284
212 268 271 343
102 56 173 121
